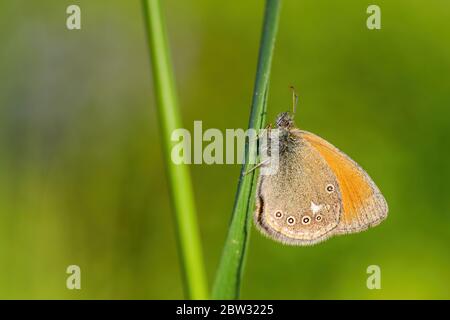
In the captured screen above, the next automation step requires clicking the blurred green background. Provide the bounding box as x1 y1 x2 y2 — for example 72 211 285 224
1 0 449 299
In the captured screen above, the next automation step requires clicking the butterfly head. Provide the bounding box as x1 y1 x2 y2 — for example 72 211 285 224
275 112 295 129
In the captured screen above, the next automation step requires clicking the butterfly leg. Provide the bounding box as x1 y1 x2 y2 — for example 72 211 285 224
244 124 273 175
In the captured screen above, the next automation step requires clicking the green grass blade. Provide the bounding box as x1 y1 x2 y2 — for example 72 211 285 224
141 0 208 300
212 0 282 300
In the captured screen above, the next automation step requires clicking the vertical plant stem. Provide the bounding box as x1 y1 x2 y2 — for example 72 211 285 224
142 0 208 300
212 0 282 300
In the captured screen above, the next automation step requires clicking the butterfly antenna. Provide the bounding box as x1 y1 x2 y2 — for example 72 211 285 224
289 85 299 114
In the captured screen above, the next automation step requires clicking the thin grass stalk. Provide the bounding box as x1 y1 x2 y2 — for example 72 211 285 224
142 0 208 300
212 0 282 300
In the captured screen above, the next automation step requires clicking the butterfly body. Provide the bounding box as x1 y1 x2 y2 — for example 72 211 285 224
255 112 388 246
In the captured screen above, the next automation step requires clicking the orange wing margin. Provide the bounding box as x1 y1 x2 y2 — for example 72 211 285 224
299 130 387 233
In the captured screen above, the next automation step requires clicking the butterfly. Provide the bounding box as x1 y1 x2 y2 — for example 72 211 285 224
254 105 388 246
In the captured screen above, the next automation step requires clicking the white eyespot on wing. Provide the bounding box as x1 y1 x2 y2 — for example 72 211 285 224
325 184 335 193
310 201 324 215
274 210 283 219
287 216 296 225
301 215 311 225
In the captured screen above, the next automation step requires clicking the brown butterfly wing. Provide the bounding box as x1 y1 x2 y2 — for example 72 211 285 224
298 130 388 234
255 135 343 246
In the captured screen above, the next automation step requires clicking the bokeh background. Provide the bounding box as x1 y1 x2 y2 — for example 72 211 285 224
1 0 449 299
